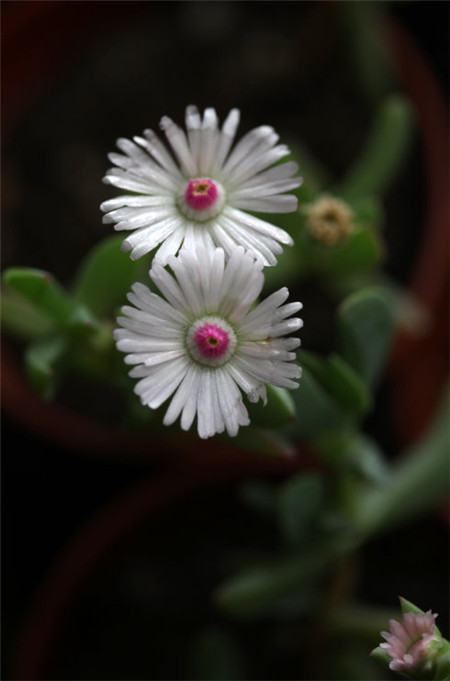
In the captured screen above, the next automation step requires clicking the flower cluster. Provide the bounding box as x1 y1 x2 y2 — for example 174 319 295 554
379 610 439 674
104 106 303 439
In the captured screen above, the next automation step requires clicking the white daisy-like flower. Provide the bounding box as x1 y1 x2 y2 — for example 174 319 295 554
101 105 302 266
114 245 303 439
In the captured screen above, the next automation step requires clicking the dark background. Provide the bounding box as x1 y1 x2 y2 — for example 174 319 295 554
2 2 448 679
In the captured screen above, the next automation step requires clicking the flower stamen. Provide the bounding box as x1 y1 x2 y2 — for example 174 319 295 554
178 177 225 222
187 316 237 366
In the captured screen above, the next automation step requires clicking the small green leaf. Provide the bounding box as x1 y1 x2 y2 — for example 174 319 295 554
370 644 392 668
284 365 347 440
3 268 73 325
66 304 100 339
399 596 426 616
311 226 382 277
276 472 324 546
337 287 395 387
1 287 56 339
435 647 450 680
337 95 415 200
246 384 296 428
350 196 384 230
216 549 330 618
72 235 149 318
325 354 372 416
298 351 371 418
25 336 66 399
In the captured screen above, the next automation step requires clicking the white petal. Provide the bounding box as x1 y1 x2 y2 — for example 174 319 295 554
210 108 240 175
224 207 294 245
215 369 249 437
199 108 219 176
160 115 196 176
221 125 278 177
231 194 298 214
134 357 189 408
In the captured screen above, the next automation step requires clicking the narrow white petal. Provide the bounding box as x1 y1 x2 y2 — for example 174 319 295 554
239 161 300 188
134 357 189 408
210 108 240 175
152 228 185 265
224 207 293 245
150 264 190 312
185 105 202 171
215 369 250 437
163 363 198 427
136 129 183 178
221 125 279 177
101 195 170 212
232 195 298 214
160 115 196 176
230 177 302 199
111 206 178 231
121 219 179 260
199 108 219 176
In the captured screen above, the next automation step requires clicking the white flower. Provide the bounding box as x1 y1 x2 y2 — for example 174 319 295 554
101 105 302 266
114 245 303 439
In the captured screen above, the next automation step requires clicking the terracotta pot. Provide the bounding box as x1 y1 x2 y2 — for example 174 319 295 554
386 20 449 447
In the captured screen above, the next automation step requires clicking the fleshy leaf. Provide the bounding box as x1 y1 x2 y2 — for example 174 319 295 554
276 472 324 546
72 235 149 318
284 365 347 440
25 336 66 400
337 95 415 200
309 226 382 277
337 287 395 387
298 351 371 418
1 286 56 339
3 268 74 325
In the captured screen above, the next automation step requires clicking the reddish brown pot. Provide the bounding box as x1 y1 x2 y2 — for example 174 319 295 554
386 20 449 447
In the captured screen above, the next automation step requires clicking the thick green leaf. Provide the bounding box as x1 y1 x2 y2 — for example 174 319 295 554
310 226 382 277
399 596 426 616
1 287 56 339
356 389 450 536
3 268 73 324
284 365 347 440
338 2 394 102
337 95 415 199
370 644 392 669
298 351 371 418
215 547 332 618
276 472 324 546
25 336 66 399
246 384 296 428
316 430 391 487
337 287 395 387
72 235 149 318
324 354 372 416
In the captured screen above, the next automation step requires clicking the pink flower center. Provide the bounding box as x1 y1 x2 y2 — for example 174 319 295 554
193 323 230 358
184 178 219 211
